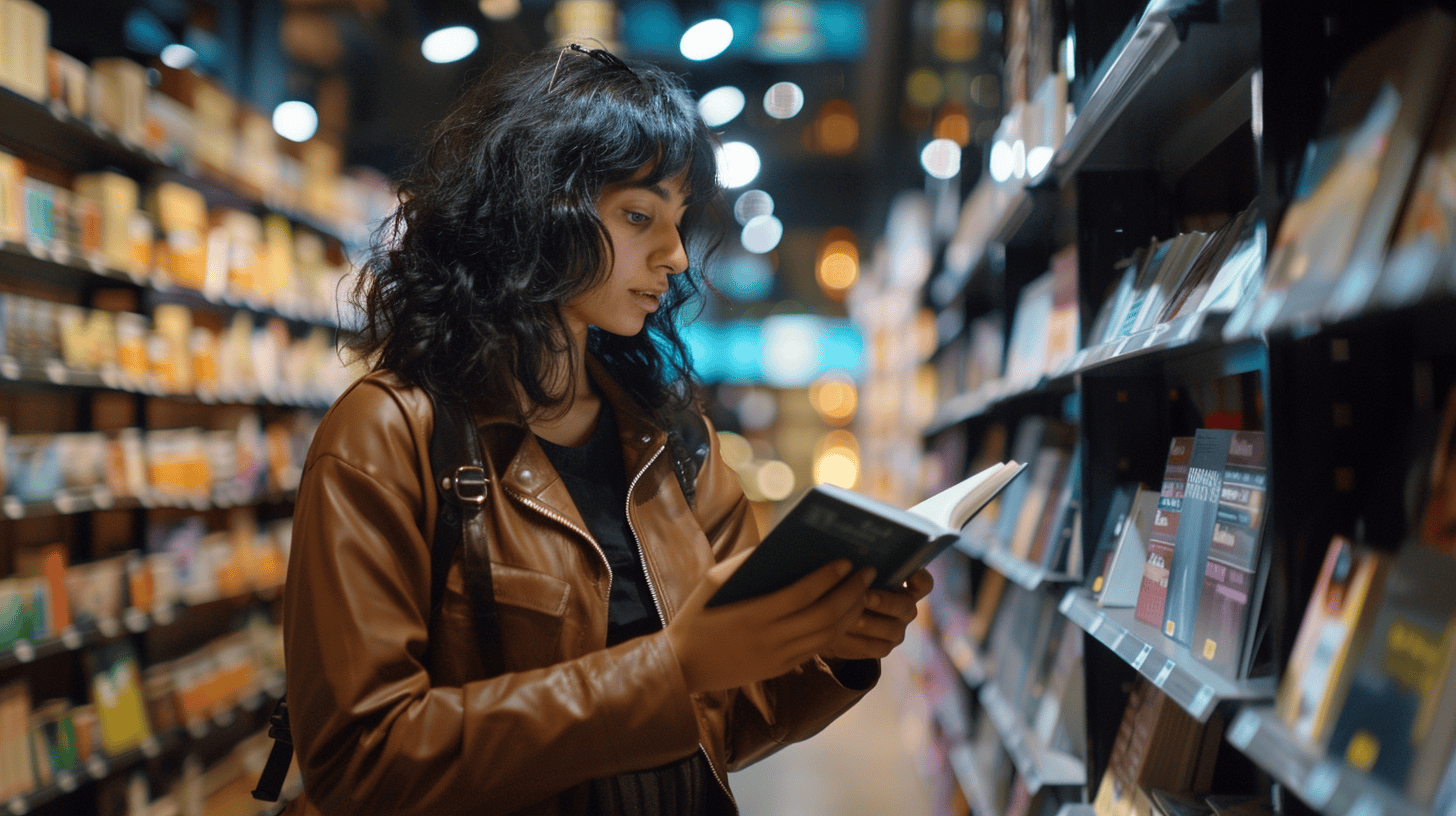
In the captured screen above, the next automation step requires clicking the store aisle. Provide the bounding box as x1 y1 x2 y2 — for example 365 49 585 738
728 652 934 816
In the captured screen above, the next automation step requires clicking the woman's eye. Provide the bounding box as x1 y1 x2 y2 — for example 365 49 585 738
626 210 650 225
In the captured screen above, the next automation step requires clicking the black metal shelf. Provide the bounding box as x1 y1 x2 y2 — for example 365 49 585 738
1060 587 1275 722
979 682 1087 794
1227 707 1434 816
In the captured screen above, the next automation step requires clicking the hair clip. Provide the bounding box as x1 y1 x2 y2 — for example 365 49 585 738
548 43 637 92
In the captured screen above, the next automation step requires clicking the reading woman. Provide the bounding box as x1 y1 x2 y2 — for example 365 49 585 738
280 44 933 815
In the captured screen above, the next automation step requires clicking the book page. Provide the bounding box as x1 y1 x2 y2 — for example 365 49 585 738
909 461 1026 531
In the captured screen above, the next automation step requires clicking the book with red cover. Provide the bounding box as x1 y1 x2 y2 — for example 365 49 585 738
1135 437 1194 628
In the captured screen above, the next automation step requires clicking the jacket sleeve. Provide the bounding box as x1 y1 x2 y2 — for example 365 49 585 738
689 415 882 770
283 378 701 816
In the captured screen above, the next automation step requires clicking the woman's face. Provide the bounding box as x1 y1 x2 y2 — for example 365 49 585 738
563 169 690 338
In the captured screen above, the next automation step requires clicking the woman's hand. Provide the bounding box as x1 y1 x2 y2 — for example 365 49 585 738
818 568 934 661
666 551 876 694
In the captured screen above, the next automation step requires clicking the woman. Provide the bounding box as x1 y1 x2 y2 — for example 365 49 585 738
282 44 932 815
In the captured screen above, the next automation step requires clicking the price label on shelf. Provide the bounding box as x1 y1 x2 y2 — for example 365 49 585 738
0 356 20 380
1348 793 1383 816
1131 644 1152 670
1190 685 1215 718
1059 591 1075 615
2 496 22 519
1153 659 1175 687
1087 614 1103 635
1304 762 1338 807
141 736 162 759
87 755 109 778
12 640 34 663
56 770 78 792
44 359 67 384
1228 710 1258 749
1108 630 1126 651
60 626 83 650
8 795 26 815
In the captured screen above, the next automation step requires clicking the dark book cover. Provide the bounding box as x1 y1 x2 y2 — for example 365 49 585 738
1088 482 1138 596
1162 429 1234 644
1192 431 1269 676
1327 544 1456 805
1136 437 1194 629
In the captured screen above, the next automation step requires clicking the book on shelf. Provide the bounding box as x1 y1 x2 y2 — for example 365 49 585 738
1099 486 1160 608
1005 270 1055 388
1165 204 1263 322
1326 543 1456 807
1190 430 1270 678
87 640 153 757
707 458 1028 606
1274 534 1388 748
1163 429 1238 645
1257 8 1456 328
1006 443 1072 563
1372 74 1456 310
1088 482 1139 597
1046 245 1080 372
1136 437 1195 628
1034 443 1083 576
1093 679 1225 816
0 680 33 799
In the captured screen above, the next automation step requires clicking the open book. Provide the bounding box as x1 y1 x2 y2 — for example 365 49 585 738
707 461 1027 606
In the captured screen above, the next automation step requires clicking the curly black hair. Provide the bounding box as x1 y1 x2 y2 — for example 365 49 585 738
349 45 722 425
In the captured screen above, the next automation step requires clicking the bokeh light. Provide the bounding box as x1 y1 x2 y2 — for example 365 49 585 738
809 373 858 425
717 141 761 188
421 26 479 63
921 138 962 179
733 189 774 225
698 85 747 128
764 82 805 119
681 18 733 60
741 214 783 254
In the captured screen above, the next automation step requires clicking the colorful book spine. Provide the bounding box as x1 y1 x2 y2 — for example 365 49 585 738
1135 437 1194 628
1162 428 1234 644
1191 430 1269 676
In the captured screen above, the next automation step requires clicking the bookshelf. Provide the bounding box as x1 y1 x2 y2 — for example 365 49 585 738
866 0 1456 814
0 9 367 813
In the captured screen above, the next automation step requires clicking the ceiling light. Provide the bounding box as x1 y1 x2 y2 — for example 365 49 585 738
716 141 761 188
680 18 733 60
698 86 746 128
273 101 319 143
921 138 962 179
160 44 198 69
422 26 479 64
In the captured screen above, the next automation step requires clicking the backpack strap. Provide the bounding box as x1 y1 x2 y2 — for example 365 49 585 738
429 398 504 676
253 394 501 802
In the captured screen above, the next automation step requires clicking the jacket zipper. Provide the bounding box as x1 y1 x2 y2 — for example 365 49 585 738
502 486 614 601
624 445 736 808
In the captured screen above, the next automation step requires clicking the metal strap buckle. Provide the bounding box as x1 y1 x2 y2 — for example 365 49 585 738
442 466 488 505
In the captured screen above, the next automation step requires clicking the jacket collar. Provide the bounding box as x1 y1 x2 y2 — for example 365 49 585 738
473 356 668 500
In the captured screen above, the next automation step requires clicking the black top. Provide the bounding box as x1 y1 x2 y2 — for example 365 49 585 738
535 401 659 646
536 401 712 815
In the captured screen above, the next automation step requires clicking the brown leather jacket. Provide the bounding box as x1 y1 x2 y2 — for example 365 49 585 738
281 366 879 815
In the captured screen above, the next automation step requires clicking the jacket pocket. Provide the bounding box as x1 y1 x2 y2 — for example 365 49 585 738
434 563 572 677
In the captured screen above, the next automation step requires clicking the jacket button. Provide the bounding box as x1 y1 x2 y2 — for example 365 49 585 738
518 469 532 480
640 434 651 444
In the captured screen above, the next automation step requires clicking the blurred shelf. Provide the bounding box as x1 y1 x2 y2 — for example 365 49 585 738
2 486 298 521
0 243 344 332
0 87 356 250
939 627 988 688
1053 0 1258 181
1057 806 1098 816
1 684 280 815
1060 587 1274 722
0 352 336 409
0 591 283 671
981 545 1081 591
949 741 1003 816
979 682 1087 794
1227 707 1432 816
